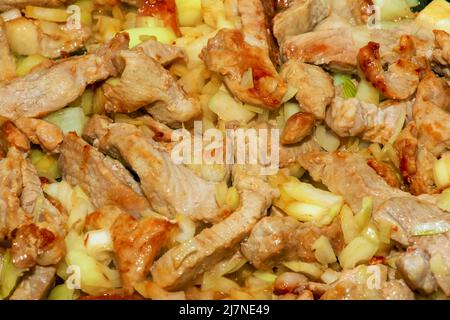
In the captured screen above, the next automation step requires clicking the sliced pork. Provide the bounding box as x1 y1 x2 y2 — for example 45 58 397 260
281 60 334 119
0 33 128 120
59 133 150 216
83 116 225 223
9 266 56 300
273 0 330 44
200 29 287 109
103 50 200 124
14 118 63 153
111 214 175 294
241 215 344 269
152 164 276 290
326 97 408 144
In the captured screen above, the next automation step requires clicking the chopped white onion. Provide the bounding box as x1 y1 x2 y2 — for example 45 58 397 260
0 9 22 22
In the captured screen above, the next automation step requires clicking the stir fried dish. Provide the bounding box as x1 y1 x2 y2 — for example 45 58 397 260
0 0 449 300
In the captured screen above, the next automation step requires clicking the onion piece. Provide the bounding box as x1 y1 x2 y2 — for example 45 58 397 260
411 220 450 236
314 125 341 152
240 68 254 89
0 9 21 22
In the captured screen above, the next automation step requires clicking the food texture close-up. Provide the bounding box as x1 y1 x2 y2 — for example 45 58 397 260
0 0 449 301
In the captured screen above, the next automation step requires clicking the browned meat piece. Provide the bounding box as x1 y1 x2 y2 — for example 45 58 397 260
1 121 30 151
283 25 433 72
4 17 91 59
238 0 271 51
14 118 63 153
241 215 344 269
321 265 415 300
374 197 450 295
83 118 225 223
367 159 401 189
273 0 330 44
111 214 175 294
137 114 174 142
59 133 150 216
9 266 56 300
0 148 30 240
410 148 438 195
433 30 450 73
297 151 407 212
136 39 187 66
280 60 334 119
281 112 315 145
200 29 287 109
85 205 124 231
279 136 321 167
273 272 309 295
0 0 69 10
152 190 268 290
0 33 128 120
283 28 358 72
103 50 200 124
10 223 65 268
151 164 276 290
396 122 419 185
20 159 43 214
325 97 408 144
0 17 15 82
357 41 425 100
413 72 450 156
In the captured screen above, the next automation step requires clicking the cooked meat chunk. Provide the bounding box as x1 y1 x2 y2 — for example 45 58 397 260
152 190 268 290
151 164 276 290
374 197 450 295
59 133 150 216
413 72 450 156
321 265 415 300
396 122 419 184
357 41 424 100
20 159 43 214
200 29 287 109
280 60 334 119
297 151 406 212
11 223 65 268
0 0 68 10
367 159 401 189
0 33 128 120
273 0 330 44
283 28 357 72
0 148 30 240
396 249 438 294
1 121 30 151
83 118 224 223
238 0 271 51
9 266 56 300
136 39 187 66
241 215 344 269
281 112 315 145
433 30 450 72
4 17 91 59
279 136 321 167
283 25 432 72
14 118 63 153
103 50 200 124
0 17 15 82
325 97 408 144
111 214 175 294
